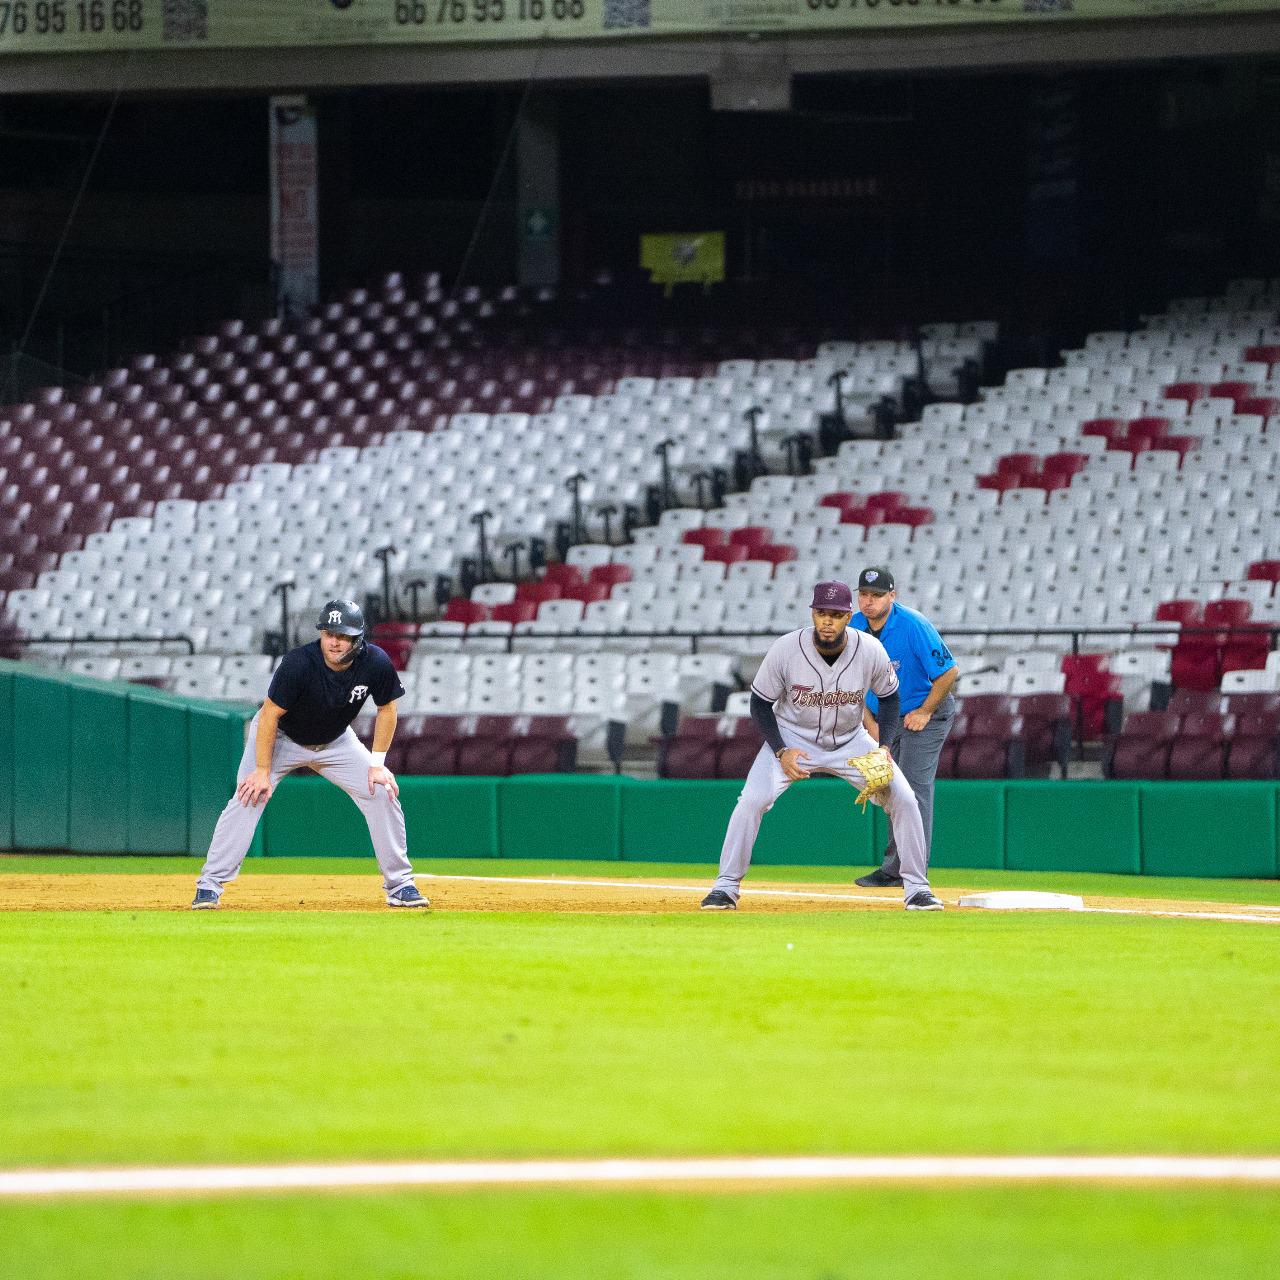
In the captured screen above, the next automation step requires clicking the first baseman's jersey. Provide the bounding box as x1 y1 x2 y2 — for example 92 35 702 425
750 628 899 752
267 641 405 746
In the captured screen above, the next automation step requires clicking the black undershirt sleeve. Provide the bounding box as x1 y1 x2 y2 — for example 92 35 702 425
749 692 787 754
875 690 901 748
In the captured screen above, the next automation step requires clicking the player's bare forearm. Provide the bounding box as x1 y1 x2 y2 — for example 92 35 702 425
254 699 285 770
371 702 398 754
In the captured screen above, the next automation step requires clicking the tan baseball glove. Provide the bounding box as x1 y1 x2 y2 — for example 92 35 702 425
847 747 894 811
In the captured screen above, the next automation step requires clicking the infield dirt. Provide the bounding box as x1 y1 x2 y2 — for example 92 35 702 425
2 872 1278 919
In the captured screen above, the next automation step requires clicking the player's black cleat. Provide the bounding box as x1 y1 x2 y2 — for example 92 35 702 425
700 890 737 911
905 890 945 911
855 868 903 888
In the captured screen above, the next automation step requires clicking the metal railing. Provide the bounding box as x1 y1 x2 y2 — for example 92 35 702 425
19 633 198 656
402 623 1280 657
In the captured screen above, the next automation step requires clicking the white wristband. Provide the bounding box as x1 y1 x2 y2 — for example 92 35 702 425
371 751 387 768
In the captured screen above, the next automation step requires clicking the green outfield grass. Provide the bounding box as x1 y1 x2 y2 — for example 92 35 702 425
4 1186 1280 1279
4 852 1280 905
2 858 1278 1278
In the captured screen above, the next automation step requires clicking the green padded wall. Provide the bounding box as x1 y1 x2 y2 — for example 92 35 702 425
755 776 879 866
126 689 191 854
1139 783 1278 878
12 670 72 849
68 682 130 852
400 777 499 859
621 778 737 863
0 663 14 850
499 774 622 860
931 782 1006 870
262 774 502 859
2 655 1278 883
264 774 374 857
1005 781 1142 875
187 708 260 857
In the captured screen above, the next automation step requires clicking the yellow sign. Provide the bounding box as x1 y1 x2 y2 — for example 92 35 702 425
640 232 726 293
0 0 1274 55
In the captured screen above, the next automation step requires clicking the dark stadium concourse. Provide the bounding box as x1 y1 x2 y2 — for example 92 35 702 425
2 57 1279 377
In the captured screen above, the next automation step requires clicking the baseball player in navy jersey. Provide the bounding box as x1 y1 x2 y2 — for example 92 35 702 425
701 580 944 911
851 567 958 889
192 599 426 910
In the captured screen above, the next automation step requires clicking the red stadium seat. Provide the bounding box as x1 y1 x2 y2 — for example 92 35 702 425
727 525 772 549
587 563 632 590
443 598 490 626
370 621 418 670
515 580 563 605
541 563 585 589
1235 396 1280 421
1246 560 1280 587
751 543 798 568
682 527 725 550
841 504 889 525
1080 417 1125 443
1155 600 1203 626
864 490 909 512
491 601 537 625
1209 380 1254 402
1242 345 1280 369
704 542 750 565
1163 382 1206 405
1203 599 1252 628
890 505 934 527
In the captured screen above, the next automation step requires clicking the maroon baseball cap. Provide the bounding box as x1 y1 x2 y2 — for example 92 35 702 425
810 580 854 612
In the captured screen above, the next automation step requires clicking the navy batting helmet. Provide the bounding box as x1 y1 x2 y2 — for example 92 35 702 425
316 599 366 665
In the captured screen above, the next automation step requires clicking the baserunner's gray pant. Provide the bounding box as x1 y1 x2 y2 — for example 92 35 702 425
711 724 931 903
195 713 415 898
879 693 956 878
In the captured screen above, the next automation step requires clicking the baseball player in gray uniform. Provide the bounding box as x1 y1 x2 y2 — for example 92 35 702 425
191 599 426 910
701 580 944 911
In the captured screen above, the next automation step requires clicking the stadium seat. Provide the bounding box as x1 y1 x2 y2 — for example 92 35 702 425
1106 711 1181 779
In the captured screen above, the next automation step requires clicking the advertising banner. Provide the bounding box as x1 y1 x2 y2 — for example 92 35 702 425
0 0 1274 55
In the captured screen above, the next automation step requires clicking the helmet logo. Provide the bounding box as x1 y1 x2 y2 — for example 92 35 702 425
328 610 342 624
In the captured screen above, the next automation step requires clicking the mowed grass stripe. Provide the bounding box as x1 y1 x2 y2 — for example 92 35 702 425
3 1185 1280 1280
2 911 1277 1167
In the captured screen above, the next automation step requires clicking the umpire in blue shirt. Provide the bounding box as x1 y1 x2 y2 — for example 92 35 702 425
852 566 958 887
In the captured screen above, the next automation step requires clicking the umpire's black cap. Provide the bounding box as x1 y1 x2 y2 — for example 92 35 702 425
857 567 895 594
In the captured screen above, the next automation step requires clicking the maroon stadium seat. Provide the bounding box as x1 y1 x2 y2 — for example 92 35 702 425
662 735 721 779
1225 711 1280 779
1166 712 1233 780
951 713 1026 779
1106 711 1180 779
1010 693 1073 777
